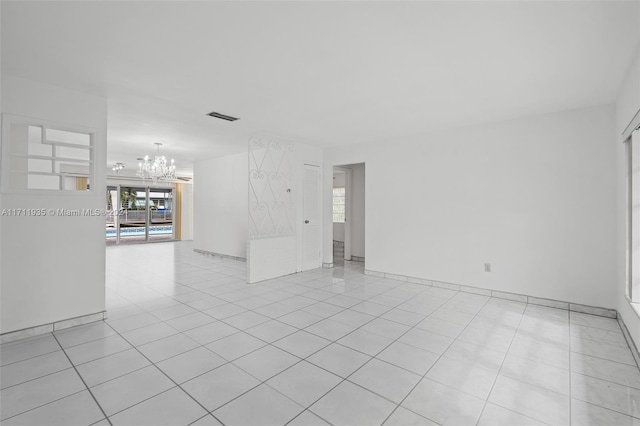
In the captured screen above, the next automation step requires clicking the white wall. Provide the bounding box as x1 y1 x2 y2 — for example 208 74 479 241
180 182 193 241
333 223 345 243
193 152 248 258
0 75 107 334
324 104 618 309
615 44 640 346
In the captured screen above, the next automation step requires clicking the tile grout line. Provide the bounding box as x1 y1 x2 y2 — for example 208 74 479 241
0 346 61 369
568 316 640 422
569 310 573 426
0 387 89 423
569 391 640 421
378 293 497 426
190 271 427 424
0 363 95 393
285 282 434 424
88 267 370 416
472 303 530 426
193 272 412 423
100 320 228 426
50 332 114 426
281 285 489 424
482 307 640 423
87 265 461 425
17 244 634 425
487 306 637 424
132 248 636 412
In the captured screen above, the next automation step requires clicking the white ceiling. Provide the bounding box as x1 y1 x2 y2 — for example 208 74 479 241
2 1 639 175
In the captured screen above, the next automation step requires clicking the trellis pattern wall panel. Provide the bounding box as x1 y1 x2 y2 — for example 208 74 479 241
248 137 295 237
248 137 297 283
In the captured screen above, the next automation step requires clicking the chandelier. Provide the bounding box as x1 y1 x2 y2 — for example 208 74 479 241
111 162 125 174
136 143 176 183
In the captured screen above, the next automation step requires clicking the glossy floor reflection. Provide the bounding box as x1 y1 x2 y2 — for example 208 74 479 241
1 241 639 425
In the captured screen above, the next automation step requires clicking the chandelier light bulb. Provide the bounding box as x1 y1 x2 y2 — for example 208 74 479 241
111 162 126 173
135 143 177 183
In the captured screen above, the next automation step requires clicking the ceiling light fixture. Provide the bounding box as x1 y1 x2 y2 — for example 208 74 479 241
136 143 176 183
111 162 125 173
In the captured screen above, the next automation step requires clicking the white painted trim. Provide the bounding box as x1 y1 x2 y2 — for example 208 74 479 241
345 167 353 261
364 268 618 318
0 311 106 344
334 166 352 261
618 315 640 369
363 268 637 366
193 248 246 262
622 109 640 142
624 295 640 320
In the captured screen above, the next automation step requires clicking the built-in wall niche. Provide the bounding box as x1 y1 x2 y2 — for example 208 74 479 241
1 114 94 193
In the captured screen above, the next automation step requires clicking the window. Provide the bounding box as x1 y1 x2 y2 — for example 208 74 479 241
333 186 345 223
1 114 95 193
626 129 640 302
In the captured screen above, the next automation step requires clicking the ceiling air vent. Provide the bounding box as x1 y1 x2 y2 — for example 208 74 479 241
207 111 239 121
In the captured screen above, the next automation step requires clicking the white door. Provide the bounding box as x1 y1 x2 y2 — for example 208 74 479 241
302 164 321 270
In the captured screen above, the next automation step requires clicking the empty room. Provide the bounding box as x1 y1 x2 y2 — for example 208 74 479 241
0 1 639 425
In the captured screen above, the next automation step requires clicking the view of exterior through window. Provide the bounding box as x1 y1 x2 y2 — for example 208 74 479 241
333 186 345 223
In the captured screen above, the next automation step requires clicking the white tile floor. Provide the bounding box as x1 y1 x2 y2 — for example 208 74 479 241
1 241 639 426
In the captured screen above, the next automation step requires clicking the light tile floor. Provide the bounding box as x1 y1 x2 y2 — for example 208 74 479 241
1 241 639 425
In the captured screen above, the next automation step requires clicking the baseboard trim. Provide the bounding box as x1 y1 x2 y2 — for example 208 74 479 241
0 311 106 344
351 256 365 262
618 315 640 369
364 269 618 319
364 268 640 355
323 262 334 269
194 249 247 262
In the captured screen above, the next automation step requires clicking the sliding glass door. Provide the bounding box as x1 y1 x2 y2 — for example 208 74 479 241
106 185 174 245
149 188 174 242
106 186 118 245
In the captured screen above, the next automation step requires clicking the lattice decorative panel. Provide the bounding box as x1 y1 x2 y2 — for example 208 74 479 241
248 137 295 238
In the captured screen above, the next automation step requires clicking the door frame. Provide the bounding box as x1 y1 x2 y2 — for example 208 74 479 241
107 183 176 245
333 166 353 261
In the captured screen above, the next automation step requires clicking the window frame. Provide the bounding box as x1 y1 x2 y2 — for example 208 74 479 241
626 128 640 304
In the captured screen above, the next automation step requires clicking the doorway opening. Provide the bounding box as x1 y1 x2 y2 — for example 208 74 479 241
106 185 175 245
332 163 365 267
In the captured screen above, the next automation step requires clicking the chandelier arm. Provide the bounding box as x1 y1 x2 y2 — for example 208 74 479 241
136 143 177 182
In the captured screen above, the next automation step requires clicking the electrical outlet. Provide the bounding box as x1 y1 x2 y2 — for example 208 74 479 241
484 263 491 272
